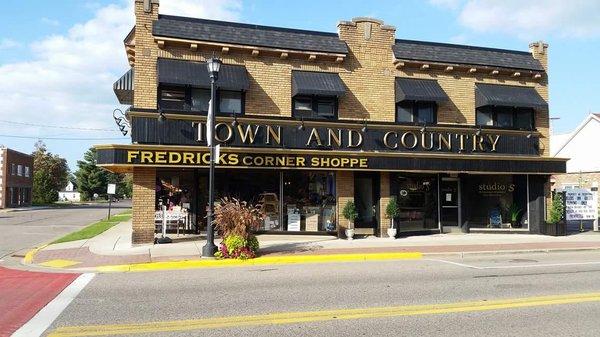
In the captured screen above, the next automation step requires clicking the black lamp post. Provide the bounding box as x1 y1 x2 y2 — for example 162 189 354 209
202 57 222 258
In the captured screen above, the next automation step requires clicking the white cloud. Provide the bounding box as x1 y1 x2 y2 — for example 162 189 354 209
0 38 21 49
0 0 242 163
433 0 600 39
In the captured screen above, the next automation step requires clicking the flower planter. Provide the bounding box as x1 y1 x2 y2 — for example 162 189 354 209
345 228 355 240
387 228 397 239
544 221 567 236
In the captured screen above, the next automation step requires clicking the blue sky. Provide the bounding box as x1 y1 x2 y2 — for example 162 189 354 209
1 0 599 171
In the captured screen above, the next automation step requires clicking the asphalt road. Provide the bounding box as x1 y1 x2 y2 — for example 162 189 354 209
0 201 131 259
45 250 600 337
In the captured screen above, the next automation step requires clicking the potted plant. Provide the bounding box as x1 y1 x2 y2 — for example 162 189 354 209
508 203 522 228
385 196 400 239
545 193 566 236
342 200 358 240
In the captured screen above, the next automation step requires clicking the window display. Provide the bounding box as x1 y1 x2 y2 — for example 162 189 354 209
392 173 438 232
463 175 528 229
283 171 336 231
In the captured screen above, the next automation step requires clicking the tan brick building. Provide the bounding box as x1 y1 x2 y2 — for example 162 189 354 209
100 0 567 244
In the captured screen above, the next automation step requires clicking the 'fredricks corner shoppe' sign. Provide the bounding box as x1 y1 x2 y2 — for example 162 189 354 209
97 119 564 173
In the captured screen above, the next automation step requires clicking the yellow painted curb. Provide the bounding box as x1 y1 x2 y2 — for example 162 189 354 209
23 244 48 264
96 251 422 272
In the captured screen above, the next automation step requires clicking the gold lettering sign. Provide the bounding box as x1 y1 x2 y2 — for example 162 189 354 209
124 150 369 169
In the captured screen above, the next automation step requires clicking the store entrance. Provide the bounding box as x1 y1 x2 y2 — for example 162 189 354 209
354 172 380 234
440 178 461 232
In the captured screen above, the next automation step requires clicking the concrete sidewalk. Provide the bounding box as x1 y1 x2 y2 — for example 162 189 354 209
26 220 600 271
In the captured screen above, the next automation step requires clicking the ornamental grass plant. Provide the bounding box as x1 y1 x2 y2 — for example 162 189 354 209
213 197 264 259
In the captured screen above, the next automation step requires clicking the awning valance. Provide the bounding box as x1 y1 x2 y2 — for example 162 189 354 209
157 58 250 91
395 78 448 103
475 83 547 109
113 68 134 105
291 71 346 97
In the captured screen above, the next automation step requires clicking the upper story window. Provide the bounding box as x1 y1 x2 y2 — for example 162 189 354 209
11 164 16 176
292 96 337 120
476 106 534 130
17 164 23 176
159 86 244 115
396 101 437 124
24 166 30 178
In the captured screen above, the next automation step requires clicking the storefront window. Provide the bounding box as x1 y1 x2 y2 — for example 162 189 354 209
463 175 528 229
155 170 196 234
392 173 438 232
283 171 336 232
209 170 282 231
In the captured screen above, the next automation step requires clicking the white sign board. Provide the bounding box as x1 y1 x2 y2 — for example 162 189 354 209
107 183 116 195
287 213 301 231
565 188 598 221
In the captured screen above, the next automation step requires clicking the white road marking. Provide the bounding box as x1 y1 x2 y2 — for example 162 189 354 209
11 273 95 337
428 259 600 270
426 259 482 269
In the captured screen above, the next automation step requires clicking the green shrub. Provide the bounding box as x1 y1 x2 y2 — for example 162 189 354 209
215 234 260 260
548 193 565 224
342 201 358 222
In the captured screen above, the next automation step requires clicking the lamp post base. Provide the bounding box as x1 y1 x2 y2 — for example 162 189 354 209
202 243 218 257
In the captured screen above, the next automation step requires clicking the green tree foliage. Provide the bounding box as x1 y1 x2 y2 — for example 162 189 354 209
75 148 132 201
548 193 565 224
32 141 69 204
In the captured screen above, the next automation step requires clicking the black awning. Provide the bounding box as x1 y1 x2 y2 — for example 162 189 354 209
475 83 547 109
291 71 346 97
113 68 134 105
395 78 448 103
157 58 250 91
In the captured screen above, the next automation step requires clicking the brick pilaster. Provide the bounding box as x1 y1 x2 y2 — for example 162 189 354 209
336 171 354 237
132 166 156 244
379 172 391 237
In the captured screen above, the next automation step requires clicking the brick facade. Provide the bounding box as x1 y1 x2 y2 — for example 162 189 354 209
0 148 33 209
121 2 553 242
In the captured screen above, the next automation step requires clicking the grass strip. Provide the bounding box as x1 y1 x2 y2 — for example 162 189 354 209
52 209 132 244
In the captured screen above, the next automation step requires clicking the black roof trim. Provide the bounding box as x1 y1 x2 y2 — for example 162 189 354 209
395 38 533 56
158 15 340 38
153 15 348 55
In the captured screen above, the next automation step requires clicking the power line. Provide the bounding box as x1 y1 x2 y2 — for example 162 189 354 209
0 134 125 141
0 119 117 132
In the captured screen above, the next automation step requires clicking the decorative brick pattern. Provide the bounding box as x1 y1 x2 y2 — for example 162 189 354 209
132 166 156 243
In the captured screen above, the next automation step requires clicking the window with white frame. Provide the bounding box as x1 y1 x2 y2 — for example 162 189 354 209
17 164 23 176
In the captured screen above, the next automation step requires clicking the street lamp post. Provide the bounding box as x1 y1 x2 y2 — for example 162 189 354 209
202 57 222 258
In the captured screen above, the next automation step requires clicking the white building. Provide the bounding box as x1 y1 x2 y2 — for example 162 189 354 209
551 113 600 190
58 181 81 202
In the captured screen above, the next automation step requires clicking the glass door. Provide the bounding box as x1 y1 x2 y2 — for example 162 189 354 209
354 173 380 231
440 178 460 229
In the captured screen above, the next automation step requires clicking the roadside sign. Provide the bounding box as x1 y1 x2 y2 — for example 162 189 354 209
565 188 598 221
107 183 116 195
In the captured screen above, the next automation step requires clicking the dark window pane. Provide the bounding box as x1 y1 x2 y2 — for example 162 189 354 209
515 108 534 130
416 102 435 124
191 89 210 112
396 102 414 123
219 91 242 114
160 87 186 110
161 89 185 101
294 98 312 111
316 98 335 117
496 108 513 127
476 109 493 126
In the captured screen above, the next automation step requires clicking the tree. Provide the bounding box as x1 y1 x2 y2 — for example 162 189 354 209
75 147 132 200
32 141 69 204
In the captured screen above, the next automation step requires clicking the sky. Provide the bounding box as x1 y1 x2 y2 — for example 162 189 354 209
1 0 599 171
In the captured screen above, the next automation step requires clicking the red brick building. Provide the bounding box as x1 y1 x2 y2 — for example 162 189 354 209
0 146 33 208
